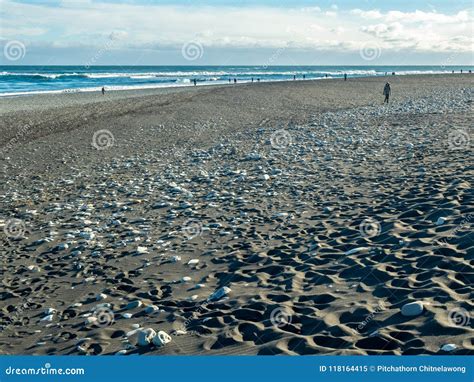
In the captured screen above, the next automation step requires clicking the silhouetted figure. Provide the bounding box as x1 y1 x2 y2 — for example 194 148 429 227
469 70 472 74
101 87 105 95
228 78 231 83
392 72 395 75
193 78 197 86
461 69 463 73
452 70 455 74
303 74 306 79
344 73 347 81
383 82 391 104
293 75 296 80
325 74 328 78
257 78 260 82
251 77 254 82
234 78 237 83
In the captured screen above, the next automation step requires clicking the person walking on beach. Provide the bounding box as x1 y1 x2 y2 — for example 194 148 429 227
193 78 197 86
383 82 391 104
101 86 105 95
344 73 347 81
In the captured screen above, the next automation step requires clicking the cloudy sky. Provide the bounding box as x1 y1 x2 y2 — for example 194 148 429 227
1 0 473 65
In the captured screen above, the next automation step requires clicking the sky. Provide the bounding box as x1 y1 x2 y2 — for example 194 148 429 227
0 0 473 65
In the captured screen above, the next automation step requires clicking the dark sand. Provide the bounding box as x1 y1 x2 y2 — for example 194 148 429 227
0 75 473 355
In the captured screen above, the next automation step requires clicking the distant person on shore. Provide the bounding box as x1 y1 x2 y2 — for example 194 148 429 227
344 73 347 81
392 72 396 76
293 75 296 80
461 69 463 73
257 78 260 82
101 86 105 95
234 78 237 84
228 78 231 83
303 74 306 80
193 78 197 86
251 77 254 82
383 82 391 104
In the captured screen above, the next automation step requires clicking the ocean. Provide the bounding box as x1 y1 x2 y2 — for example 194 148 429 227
1 65 472 96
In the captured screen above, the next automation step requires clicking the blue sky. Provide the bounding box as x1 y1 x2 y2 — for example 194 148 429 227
1 0 473 65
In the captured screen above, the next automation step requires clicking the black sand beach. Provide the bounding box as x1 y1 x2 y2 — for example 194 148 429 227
1 74 473 355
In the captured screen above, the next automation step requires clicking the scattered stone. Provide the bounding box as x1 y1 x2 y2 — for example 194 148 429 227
77 345 87 354
188 259 199 266
345 247 368 255
401 302 424 317
79 231 95 240
440 344 457 352
144 305 159 314
208 286 231 301
54 243 69 251
85 316 98 325
125 300 142 310
152 330 172 347
137 328 156 347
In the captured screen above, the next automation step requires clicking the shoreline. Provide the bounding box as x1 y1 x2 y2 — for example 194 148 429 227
0 73 472 115
0 71 472 101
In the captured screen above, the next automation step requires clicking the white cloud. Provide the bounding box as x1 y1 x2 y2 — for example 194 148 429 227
0 0 472 56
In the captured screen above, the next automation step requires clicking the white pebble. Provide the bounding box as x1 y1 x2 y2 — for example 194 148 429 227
208 286 231 301
152 330 172 347
441 344 457 352
137 328 156 347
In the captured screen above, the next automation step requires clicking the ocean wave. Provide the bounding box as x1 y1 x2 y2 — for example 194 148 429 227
0 69 457 82
0 72 89 79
